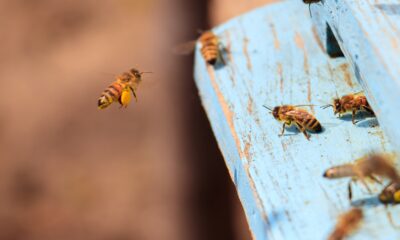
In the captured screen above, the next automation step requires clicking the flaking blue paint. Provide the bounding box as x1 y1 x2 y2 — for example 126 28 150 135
194 1 400 239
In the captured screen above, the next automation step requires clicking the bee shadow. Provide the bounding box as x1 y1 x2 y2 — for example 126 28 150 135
337 112 377 127
281 125 326 137
356 118 379 128
351 196 382 208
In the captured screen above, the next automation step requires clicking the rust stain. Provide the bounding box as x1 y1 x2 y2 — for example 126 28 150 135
223 30 237 85
277 63 283 94
270 23 280 49
339 63 353 87
307 78 314 112
247 95 254 114
294 31 305 50
243 37 252 71
243 134 252 161
206 65 243 158
224 31 234 65
312 26 324 53
207 64 268 225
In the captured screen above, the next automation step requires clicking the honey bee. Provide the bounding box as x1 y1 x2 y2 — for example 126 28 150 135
174 31 224 66
323 154 398 200
379 181 400 204
263 105 322 140
328 208 363 240
98 68 150 110
322 92 375 124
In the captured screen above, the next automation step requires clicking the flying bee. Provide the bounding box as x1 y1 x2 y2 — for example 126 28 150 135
174 31 225 66
379 181 400 204
322 92 375 124
97 68 150 110
263 105 322 140
328 208 363 240
323 153 399 200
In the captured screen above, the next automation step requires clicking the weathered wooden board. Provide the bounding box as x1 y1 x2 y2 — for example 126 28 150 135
194 1 400 239
311 0 400 154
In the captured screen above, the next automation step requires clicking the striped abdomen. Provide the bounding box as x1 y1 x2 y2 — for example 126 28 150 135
302 115 322 132
287 109 322 132
323 164 356 179
98 81 124 109
199 31 219 65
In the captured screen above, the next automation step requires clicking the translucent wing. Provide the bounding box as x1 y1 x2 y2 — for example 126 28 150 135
172 40 197 55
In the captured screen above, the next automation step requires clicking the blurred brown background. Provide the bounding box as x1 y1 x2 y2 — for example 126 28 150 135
0 0 272 239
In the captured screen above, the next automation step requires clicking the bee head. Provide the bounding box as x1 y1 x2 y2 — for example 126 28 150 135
272 107 280 120
262 105 280 120
323 168 338 178
333 99 342 115
130 68 142 80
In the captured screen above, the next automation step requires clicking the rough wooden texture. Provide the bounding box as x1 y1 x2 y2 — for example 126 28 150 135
194 1 400 239
311 0 400 154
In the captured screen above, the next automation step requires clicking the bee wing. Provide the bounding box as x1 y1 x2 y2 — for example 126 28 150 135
354 91 365 96
172 40 197 55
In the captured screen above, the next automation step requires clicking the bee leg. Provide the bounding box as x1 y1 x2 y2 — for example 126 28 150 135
360 178 373 194
129 86 138 102
352 108 359 124
348 180 353 201
278 123 287 137
369 174 382 184
295 122 310 141
363 105 375 116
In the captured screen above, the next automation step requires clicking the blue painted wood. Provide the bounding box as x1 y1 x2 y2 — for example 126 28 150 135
310 0 400 154
194 1 400 239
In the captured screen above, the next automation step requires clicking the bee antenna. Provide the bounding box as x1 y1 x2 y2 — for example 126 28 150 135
140 71 153 74
262 105 273 111
321 104 333 109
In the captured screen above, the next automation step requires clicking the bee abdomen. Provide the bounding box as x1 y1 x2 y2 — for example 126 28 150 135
303 118 322 132
201 45 218 65
98 82 124 109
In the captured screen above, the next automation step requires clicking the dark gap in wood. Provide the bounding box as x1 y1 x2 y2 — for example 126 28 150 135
326 23 344 58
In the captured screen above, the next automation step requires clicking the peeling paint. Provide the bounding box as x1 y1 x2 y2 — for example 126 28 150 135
206 65 242 158
339 63 353 87
278 63 283 94
270 22 280 49
243 37 253 71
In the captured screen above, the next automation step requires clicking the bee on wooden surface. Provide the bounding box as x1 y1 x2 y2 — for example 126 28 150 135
322 92 375 124
174 31 225 66
98 68 150 110
328 208 363 240
323 154 399 200
263 105 322 140
379 181 400 204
